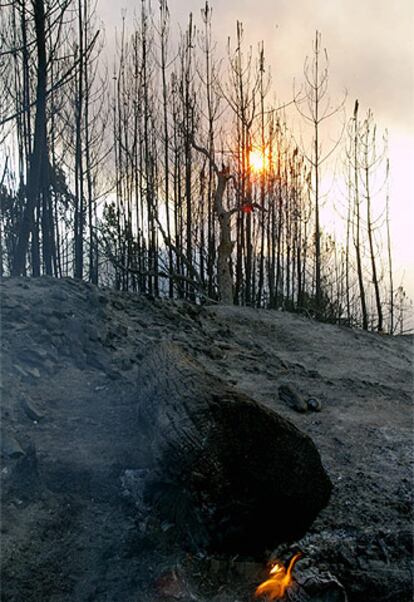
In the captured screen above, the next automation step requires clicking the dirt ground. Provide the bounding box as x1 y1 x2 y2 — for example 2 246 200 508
1 277 413 601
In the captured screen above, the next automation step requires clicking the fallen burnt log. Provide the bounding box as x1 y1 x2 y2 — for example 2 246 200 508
135 343 332 555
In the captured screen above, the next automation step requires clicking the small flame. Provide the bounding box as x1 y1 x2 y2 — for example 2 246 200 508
255 552 303 600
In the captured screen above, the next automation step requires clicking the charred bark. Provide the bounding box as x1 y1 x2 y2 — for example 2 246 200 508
136 343 332 555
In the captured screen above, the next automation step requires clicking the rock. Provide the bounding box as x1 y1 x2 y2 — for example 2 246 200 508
279 383 308 413
25 367 41 379
1 433 25 458
33 348 48 360
307 398 322 412
136 343 332 555
207 346 226 360
20 398 44 422
13 364 29 378
295 567 348 602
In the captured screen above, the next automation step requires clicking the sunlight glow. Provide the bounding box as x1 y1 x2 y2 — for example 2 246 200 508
249 149 267 173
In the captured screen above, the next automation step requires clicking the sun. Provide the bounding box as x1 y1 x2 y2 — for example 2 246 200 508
249 149 266 172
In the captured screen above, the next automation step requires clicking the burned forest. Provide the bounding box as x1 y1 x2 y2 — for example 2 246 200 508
0 1 413 601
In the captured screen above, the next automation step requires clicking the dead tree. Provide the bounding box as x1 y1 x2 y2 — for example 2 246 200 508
350 100 368 330
192 138 235 304
385 156 394 333
198 1 221 298
12 0 48 276
360 109 384 332
295 31 346 318
224 22 259 305
158 0 174 296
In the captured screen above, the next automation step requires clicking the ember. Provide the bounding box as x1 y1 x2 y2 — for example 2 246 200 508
241 202 254 213
255 552 303 600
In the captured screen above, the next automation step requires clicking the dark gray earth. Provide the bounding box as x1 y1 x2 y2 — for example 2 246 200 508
0 277 413 601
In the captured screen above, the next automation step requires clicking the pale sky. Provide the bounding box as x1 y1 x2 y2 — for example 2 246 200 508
98 0 414 304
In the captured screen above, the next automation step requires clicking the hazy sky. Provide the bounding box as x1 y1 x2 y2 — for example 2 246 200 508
98 0 414 303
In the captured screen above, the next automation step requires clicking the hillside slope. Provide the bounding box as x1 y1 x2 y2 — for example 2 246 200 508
1 277 413 601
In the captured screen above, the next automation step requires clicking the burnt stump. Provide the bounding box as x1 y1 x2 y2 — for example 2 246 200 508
136 343 332 555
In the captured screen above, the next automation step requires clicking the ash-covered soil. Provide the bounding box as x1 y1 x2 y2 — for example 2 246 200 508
1 277 413 602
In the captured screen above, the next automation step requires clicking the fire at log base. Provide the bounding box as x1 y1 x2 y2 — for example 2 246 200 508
254 551 348 601
150 553 348 602
135 343 332 556
255 552 303 600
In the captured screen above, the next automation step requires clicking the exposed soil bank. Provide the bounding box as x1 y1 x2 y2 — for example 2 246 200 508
1 277 413 601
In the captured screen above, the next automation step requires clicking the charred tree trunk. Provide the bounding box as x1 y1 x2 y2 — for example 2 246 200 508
191 140 234 305
12 0 47 276
136 343 332 555
215 169 234 305
353 101 368 330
